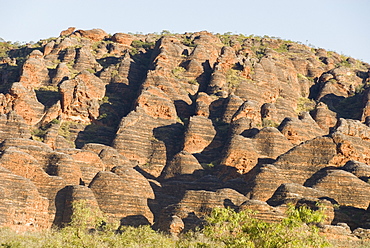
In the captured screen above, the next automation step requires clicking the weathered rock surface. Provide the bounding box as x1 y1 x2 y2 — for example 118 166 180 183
9 82 45 125
305 168 370 209
160 151 203 180
73 46 102 72
0 166 50 230
1 29 370 243
274 136 337 184
156 188 248 231
60 27 76 37
89 169 154 225
267 183 331 206
342 160 370 181
278 112 325 145
0 111 30 141
59 70 106 123
72 28 108 41
112 87 182 177
112 33 134 46
19 50 50 88
221 127 292 174
183 116 216 154
239 200 285 223
244 164 289 201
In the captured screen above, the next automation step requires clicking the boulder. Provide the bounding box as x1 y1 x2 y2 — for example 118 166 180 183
10 82 45 125
267 183 331 207
59 70 106 123
334 118 370 141
60 27 76 37
112 33 134 46
89 170 154 225
160 151 203 180
183 116 216 154
72 28 108 41
342 160 370 181
19 50 50 88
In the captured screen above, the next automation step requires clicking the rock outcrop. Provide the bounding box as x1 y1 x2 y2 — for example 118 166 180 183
0 166 50 230
1 28 370 244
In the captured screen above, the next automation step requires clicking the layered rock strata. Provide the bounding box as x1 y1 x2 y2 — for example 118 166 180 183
0 28 370 244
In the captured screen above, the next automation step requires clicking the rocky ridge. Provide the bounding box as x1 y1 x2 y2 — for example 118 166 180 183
0 28 370 244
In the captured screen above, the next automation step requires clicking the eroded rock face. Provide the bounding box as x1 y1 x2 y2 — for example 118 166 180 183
72 28 108 41
305 168 370 209
156 188 248 231
342 160 370 181
60 27 76 37
73 46 102 72
267 183 331 207
278 113 325 145
58 185 101 226
239 200 285 223
89 170 154 225
183 116 216 154
0 166 50 230
1 29 370 240
221 127 293 174
112 86 182 177
274 136 337 184
112 33 134 46
10 82 45 125
19 50 50 88
0 111 30 141
160 151 203 180
59 71 106 123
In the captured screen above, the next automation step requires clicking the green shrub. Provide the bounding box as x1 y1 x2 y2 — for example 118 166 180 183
201 162 216 170
182 37 196 47
296 97 316 114
172 66 186 79
50 118 60 124
200 206 330 248
284 204 326 227
188 79 199 85
262 118 279 128
226 69 245 89
58 121 71 139
131 40 155 50
274 43 289 53
31 128 47 142
0 203 332 248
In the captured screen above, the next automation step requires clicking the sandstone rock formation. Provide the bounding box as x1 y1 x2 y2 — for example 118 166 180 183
1 28 370 244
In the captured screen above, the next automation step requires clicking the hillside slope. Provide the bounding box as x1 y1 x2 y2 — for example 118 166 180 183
1 27 370 242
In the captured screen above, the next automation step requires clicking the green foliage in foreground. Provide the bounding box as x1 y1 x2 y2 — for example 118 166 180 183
0 201 331 248
200 206 330 248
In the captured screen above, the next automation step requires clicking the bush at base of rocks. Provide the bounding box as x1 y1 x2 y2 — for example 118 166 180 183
0 202 336 248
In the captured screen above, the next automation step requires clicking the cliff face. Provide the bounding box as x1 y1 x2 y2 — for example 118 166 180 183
0 28 370 239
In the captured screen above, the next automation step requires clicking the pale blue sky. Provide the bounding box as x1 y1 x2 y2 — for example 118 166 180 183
2 0 369 63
